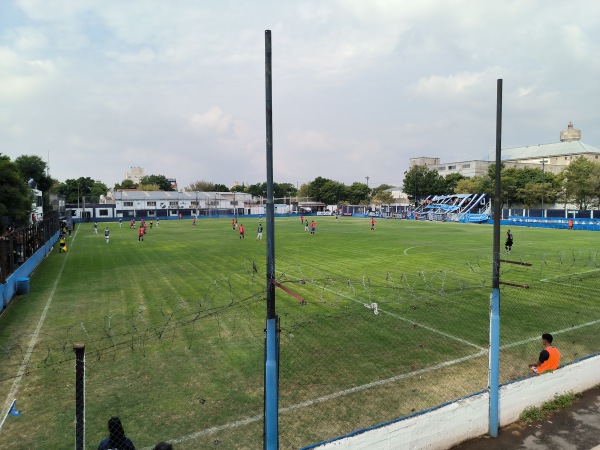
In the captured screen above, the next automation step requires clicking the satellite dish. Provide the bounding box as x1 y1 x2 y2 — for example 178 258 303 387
27 179 37 188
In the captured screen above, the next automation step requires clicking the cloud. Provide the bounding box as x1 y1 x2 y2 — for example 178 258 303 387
1 0 599 191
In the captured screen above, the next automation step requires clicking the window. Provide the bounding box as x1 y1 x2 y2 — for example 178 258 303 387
437 166 446 171
565 157 568 160
99 209 109 216
448 165 456 170
147 211 156 216
169 201 178 207
123 201 133 207
147 201 156 206
191 201 199 206
596 156 598 159
462 164 471 168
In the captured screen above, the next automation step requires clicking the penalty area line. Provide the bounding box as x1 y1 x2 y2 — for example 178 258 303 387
0 227 77 430
280 269 485 351
156 315 600 448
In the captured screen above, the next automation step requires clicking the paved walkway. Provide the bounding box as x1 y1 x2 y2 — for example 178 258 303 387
453 385 600 450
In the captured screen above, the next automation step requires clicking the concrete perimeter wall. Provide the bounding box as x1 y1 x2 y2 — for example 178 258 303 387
1 231 59 310
306 353 600 450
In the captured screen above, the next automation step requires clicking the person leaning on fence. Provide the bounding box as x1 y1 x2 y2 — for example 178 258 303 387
58 236 66 253
98 416 136 450
528 333 560 374
154 442 173 450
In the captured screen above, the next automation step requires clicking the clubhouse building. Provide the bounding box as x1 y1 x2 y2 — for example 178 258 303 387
410 122 600 177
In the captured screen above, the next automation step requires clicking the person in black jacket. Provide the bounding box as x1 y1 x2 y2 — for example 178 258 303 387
98 416 135 450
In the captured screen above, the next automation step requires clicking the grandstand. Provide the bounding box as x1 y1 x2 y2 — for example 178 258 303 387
410 193 490 223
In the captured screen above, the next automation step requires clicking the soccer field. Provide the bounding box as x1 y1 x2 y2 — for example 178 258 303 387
1 217 600 449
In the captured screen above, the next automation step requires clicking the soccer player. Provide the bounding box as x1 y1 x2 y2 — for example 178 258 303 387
119 219 122 228
193 215 197 226
156 218 160 227
371 217 375 231
505 229 513 254
239 224 245 239
150 220 153 229
528 333 560 374
104 227 110 244
138 226 144 242
300 215 304 224
257 223 263 240
310 220 316 235
568 219 573 230
232 218 236 230
304 219 309 232
94 222 98 234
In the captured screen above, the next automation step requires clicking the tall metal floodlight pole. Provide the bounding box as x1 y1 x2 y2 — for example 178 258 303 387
489 79 503 438
264 29 279 449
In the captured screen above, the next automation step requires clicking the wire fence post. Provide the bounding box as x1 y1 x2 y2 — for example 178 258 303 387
264 29 279 449
489 79 502 438
74 343 85 450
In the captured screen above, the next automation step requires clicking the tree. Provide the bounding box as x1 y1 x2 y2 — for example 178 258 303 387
402 166 445 201
442 173 467 193
319 180 347 205
346 182 370 204
57 177 108 203
454 176 485 194
305 177 333 202
14 155 54 211
246 182 267 198
275 182 298 199
558 157 599 209
0 154 33 229
186 180 229 192
372 190 394 205
213 183 230 192
114 179 137 190
230 184 246 193
139 174 174 191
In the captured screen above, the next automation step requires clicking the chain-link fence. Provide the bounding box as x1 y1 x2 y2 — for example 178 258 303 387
1 245 600 448
0 211 59 283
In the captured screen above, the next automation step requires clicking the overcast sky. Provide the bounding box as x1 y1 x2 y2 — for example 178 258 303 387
1 1 598 190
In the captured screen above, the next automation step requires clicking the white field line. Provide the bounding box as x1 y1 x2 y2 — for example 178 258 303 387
540 268 600 282
150 316 600 449
501 318 600 350
145 350 487 449
0 227 76 431
540 282 600 292
403 246 417 255
280 270 485 351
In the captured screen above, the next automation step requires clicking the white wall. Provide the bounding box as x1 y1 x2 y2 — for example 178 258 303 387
310 354 600 450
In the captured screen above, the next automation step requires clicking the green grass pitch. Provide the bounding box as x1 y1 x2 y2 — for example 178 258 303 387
1 217 600 449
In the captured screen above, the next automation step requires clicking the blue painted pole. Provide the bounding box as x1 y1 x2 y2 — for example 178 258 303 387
489 79 503 438
489 289 500 437
265 318 279 449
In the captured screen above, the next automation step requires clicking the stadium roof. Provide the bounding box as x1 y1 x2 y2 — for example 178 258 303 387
115 191 251 200
483 141 600 161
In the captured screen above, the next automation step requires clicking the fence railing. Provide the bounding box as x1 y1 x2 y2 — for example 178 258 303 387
0 211 59 284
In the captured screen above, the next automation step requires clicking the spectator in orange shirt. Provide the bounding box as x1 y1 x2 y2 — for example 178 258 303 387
529 333 560 374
